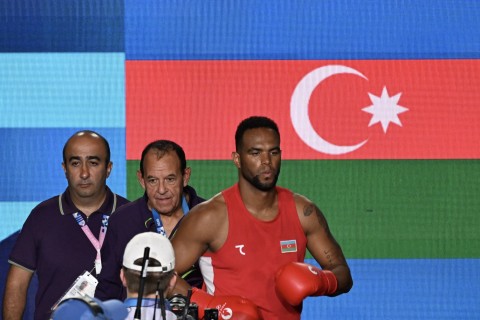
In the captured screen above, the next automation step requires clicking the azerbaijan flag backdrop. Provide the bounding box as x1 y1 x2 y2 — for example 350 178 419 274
1 1 479 318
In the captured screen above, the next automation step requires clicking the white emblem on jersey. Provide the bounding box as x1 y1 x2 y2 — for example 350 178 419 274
220 307 233 319
215 302 233 320
235 245 246 255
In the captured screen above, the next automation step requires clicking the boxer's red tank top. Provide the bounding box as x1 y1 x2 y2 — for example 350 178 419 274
199 183 307 320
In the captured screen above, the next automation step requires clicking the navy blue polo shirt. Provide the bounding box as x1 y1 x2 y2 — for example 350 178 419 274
95 185 205 301
8 187 129 320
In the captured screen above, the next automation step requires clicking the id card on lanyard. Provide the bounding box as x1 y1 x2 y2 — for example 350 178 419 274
151 196 189 237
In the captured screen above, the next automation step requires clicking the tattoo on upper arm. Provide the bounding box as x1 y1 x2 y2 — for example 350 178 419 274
303 204 328 230
303 204 314 217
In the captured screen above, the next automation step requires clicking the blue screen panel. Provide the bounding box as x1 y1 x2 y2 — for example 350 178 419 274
0 53 125 128
0 128 126 202
0 0 124 52
0 203 37 240
125 0 480 60
302 258 479 319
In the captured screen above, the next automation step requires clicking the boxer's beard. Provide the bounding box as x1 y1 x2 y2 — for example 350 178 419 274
245 167 280 192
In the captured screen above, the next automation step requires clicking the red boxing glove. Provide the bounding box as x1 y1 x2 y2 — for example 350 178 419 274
191 287 262 320
275 262 338 306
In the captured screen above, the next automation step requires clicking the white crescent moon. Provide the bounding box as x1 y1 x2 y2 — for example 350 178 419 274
290 65 368 155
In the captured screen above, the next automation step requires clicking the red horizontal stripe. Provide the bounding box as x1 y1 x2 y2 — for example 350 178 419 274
126 60 480 160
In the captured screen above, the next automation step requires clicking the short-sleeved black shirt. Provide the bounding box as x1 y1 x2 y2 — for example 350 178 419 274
9 187 129 320
95 185 205 301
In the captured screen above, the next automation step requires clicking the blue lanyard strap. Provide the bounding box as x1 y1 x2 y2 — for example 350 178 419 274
151 195 189 236
181 195 190 214
151 208 166 236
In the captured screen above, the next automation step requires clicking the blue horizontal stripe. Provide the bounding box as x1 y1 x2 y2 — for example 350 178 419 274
125 0 480 60
0 53 125 128
0 203 38 240
302 258 480 319
0 128 126 201
0 0 123 52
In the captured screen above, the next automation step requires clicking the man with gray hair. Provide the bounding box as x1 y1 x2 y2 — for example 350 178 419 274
96 140 204 301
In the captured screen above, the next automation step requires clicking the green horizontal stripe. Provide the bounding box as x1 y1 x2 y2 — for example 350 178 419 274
127 160 480 259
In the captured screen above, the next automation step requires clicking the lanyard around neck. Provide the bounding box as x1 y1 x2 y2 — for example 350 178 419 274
151 195 189 237
64 193 117 275
72 212 109 275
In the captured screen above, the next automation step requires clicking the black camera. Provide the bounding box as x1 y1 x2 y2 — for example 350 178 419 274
169 294 199 320
168 293 220 320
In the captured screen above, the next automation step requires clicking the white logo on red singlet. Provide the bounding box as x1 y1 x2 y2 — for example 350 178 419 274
215 302 233 319
235 244 246 255
308 265 318 275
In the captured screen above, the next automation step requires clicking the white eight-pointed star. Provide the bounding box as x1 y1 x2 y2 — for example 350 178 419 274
362 86 408 133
